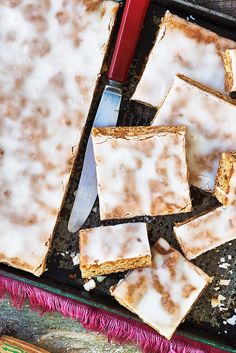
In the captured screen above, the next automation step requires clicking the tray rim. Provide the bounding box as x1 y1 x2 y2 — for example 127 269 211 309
1 267 235 353
1 0 236 351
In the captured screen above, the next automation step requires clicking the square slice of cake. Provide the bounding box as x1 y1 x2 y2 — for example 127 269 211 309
214 152 236 205
79 223 151 278
174 206 236 260
223 49 236 93
110 238 211 340
132 11 236 107
92 126 192 220
153 74 236 192
0 1 118 275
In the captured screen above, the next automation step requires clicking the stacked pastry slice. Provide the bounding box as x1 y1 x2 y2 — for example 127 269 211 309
0 1 119 275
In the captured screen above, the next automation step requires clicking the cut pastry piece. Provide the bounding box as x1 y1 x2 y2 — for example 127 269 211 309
223 49 236 93
174 206 236 260
79 223 151 278
0 1 118 275
92 126 192 220
110 238 211 340
153 74 236 192
132 11 236 107
213 152 236 205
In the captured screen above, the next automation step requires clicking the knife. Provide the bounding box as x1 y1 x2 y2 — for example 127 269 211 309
68 0 150 233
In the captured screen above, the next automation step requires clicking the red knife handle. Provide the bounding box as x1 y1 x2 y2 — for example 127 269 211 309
108 0 150 83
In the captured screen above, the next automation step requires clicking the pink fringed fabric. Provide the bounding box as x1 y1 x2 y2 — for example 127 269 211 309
0 274 229 353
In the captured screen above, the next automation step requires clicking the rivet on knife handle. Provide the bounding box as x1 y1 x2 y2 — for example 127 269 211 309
68 0 150 233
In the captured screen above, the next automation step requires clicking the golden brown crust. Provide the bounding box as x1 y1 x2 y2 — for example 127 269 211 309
81 255 151 279
177 74 236 106
0 253 36 274
222 50 234 92
162 11 234 50
92 126 186 139
213 152 236 205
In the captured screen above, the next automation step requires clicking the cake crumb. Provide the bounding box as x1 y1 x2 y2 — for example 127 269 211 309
211 294 226 308
72 253 80 266
219 279 230 286
227 315 236 326
220 257 225 262
83 279 96 291
228 255 232 260
96 276 107 283
219 263 231 269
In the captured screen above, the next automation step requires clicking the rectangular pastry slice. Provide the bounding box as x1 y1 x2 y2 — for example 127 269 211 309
174 206 236 260
0 1 118 275
223 49 236 93
110 238 211 340
213 152 236 205
132 11 236 107
92 126 192 220
153 74 236 192
79 223 151 278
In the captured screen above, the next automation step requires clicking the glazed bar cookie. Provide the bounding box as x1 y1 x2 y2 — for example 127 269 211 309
213 152 236 205
132 11 236 107
223 49 236 94
174 206 236 260
79 223 151 278
110 238 211 340
0 1 118 275
153 74 236 192
92 126 192 220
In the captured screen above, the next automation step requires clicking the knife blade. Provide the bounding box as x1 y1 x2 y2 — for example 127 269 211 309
68 0 150 233
68 84 122 233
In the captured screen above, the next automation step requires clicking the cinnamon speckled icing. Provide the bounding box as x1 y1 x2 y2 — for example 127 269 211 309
92 126 192 220
80 223 151 266
224 168 236 205
132 11 236 107
174 206 236 260
110 238 211 340
153 75 236 191
0 0 118 275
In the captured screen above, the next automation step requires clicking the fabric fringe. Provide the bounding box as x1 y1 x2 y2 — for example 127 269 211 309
0 274 224 353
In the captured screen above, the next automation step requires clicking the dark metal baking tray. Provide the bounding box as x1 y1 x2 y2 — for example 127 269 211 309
1 0 236 351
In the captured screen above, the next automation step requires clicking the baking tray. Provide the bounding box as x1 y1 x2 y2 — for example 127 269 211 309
1 0 236 351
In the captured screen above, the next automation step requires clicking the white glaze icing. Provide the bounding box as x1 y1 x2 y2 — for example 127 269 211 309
92 127 192 220
80 223 151 266
132 11 236 107
227 168 236 205
153 75 236 191
111 238 211 340
174 206 236 260
0 0 118 275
